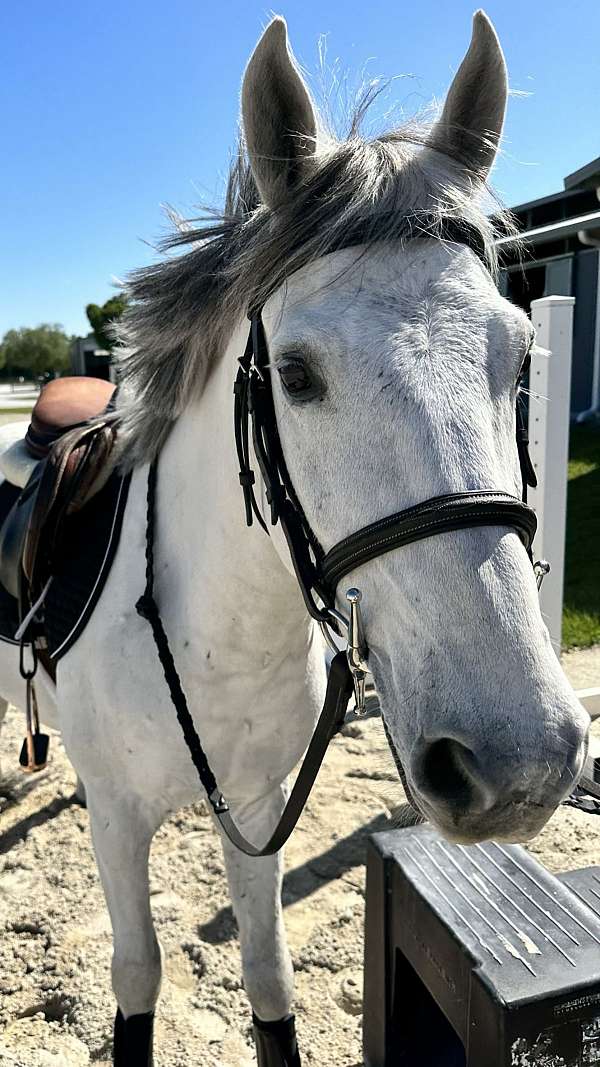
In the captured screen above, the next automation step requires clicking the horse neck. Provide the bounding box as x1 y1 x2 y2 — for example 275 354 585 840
155 318 310 664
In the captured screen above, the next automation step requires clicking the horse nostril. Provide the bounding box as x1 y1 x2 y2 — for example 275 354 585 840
418 738 480 810
409 717 589 826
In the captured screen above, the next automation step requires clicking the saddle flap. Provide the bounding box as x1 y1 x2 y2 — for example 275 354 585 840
0 471 41 600
22 422 116 588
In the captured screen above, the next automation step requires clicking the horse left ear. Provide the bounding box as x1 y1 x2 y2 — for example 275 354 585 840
241 17 318 208
428 10 508 181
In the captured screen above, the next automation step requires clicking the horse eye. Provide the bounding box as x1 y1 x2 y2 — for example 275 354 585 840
277 357 315 398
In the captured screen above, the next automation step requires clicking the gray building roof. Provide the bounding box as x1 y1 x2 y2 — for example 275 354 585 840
564 157 600 192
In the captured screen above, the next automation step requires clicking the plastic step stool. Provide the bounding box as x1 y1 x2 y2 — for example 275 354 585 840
363 826 600 1066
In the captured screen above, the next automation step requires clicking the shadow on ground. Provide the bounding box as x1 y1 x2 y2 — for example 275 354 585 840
0 793 77 857
199 811 391 945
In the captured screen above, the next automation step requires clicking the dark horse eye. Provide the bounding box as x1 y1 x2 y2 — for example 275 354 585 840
277 357 315 398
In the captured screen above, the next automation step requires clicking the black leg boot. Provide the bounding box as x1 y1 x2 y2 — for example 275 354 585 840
114 1007 155 1067
252 1012 301 1067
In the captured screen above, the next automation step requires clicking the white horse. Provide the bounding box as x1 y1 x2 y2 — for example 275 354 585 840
0 13 589 1066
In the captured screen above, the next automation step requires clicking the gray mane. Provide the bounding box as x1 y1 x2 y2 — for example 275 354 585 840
114 108 515 468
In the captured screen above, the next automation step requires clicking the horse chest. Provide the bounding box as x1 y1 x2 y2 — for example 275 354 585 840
60 602 317 810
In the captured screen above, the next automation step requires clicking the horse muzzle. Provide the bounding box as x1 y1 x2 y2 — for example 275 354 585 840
400 720 589 845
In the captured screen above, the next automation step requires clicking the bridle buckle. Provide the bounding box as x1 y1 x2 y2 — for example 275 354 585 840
319 588 370 715
534 559 550 591
346 588 369 714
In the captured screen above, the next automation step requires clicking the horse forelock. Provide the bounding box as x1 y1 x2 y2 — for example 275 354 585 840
113 101 518 470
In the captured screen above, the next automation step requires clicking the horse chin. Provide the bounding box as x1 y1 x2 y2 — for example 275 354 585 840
423 800 557 847
386 744 557 846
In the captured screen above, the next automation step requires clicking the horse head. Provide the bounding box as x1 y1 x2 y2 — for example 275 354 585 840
239 15 589 844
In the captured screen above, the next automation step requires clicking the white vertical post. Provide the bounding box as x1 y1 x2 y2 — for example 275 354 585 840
528 296 575 654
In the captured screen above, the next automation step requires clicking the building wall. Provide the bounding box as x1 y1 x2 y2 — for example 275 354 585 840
498 174 600 417
571 249 598 414
70 335 113 381
501 247 599 416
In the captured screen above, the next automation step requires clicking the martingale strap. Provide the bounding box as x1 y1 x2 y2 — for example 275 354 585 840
136 459 354 857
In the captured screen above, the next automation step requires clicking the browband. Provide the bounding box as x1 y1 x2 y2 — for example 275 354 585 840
333 212 492 270
248 213 494 317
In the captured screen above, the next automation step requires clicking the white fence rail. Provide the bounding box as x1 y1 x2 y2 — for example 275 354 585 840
526 297 599 713
528 296 575 654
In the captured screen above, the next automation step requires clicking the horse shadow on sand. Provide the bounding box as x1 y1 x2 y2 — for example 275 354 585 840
0 775 80 858
198 810 391 945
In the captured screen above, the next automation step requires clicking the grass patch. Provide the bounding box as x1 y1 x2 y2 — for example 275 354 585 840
563 424 600 648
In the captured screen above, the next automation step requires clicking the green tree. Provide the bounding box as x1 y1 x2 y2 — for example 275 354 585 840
0 324 70 377
86 295 127 352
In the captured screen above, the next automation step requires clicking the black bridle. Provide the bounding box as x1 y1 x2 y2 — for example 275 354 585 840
140 217 600 858
234 312 537 634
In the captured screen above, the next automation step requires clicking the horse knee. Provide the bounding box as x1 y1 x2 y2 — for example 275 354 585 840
112 940 162 1018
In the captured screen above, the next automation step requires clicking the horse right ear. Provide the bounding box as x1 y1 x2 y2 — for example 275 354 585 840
241 17 318 209
427 11 508 182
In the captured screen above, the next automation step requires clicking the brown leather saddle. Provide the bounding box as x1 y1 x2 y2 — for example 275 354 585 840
0 377 117 611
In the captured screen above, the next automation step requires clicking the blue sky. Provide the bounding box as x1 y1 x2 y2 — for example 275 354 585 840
2 0 599 338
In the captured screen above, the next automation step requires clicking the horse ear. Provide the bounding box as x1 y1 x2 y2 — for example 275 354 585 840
428 10 507 181
242 17 317 208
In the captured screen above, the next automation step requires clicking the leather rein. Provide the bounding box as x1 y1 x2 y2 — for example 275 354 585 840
137 217 597 857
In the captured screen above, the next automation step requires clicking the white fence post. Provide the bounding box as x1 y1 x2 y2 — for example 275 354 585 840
528 296 575 654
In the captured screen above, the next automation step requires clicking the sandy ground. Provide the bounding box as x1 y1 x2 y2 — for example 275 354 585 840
0 650 599 1067
0 410 34 423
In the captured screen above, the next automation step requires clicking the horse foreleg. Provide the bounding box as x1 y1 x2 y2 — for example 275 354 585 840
87 790 161 1067
219 783 300 1067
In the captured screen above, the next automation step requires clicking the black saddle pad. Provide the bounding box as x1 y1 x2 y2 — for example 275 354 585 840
0 480 23 647
0 470 131 661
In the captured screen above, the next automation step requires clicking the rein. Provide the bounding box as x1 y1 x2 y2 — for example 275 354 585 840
136 219 595 856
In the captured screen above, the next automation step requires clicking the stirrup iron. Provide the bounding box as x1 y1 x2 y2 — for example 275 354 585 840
19 677 49 772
